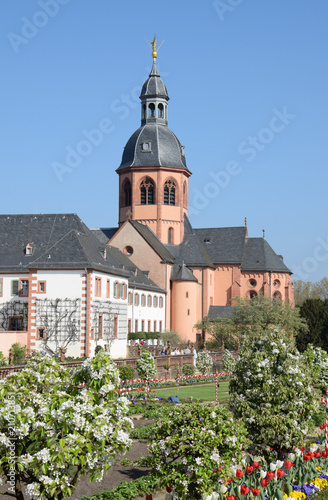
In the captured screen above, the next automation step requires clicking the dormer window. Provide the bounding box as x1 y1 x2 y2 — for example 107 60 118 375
141 141 151 152
25 244 33 256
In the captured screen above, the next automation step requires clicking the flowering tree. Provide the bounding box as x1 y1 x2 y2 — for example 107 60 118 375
303 344 328 394
136 350 156 379
222 349 236 374
148 404 248 499
196 350 213 375
0 351 132 500
229 327 317 459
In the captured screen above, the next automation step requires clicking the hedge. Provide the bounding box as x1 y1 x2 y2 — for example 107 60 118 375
128 332 161 341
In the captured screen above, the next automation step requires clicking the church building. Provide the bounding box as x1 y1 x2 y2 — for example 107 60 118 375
95 38 295 343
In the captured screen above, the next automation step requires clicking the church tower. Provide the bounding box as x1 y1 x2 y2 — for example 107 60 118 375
116 37 192 245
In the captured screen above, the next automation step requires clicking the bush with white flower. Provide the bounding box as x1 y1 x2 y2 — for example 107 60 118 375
229 327 317 459
136 350 156 379
196 350 213 375
148 404 248 499
222 349 236 374
303 344 328 395
0 350 132 500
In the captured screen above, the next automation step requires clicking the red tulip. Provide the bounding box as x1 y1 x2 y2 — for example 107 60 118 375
322 449 328 458
285 460 294 469
251 488 261 497
253 461 260 469
166 486 173 492
303 454 310 462
320 423 326 430
246 465 254 474
260 478 269 488
277 470 285 478
300 446 305 452
227 496 238 500
266 471 275 481
236 469 244 478
240 485 250 496
315 452 321 458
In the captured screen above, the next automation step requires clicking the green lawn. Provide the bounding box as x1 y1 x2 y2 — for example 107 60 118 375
153 381 230 402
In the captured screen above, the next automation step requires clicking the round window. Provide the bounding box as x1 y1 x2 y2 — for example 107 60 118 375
248 279 257 288
124 246 134 256
273 279 280 288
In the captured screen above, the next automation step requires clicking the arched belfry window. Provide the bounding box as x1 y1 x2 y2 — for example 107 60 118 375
148 103 155 118
164 180 176 205
158 103 164 118
140 178 155 205
168 227 174 244
123 179 132 207
142 104 146 119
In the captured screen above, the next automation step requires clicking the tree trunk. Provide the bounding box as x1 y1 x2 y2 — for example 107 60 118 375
15 478 24 500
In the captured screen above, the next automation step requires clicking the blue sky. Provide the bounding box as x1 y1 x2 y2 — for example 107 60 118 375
1 1 328 283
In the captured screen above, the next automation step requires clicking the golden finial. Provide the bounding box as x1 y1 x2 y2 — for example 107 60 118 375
151 34 157 61
147 34 164 62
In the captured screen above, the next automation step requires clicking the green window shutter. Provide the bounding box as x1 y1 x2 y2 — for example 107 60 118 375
11 280 19 295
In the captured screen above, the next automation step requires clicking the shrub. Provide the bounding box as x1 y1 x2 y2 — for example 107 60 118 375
196 350 213 374
11 342 27 365
222 349 236 373
118 365 136 381
145 331 160 340
0 352 7 367
159 329 182 347
136 350 156 379
148 403 248 498
303 344 328 395
94 344 104 355
128 332 147 341
229 327 317 459
182 363 195 377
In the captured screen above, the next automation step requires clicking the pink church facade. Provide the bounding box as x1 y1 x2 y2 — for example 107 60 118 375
105 48 294 344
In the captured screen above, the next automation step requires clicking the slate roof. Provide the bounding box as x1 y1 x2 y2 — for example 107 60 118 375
0 214 167 291
90 227 118 245
140 61 169 100
117 124 188 171
170 262 198 282
241 238 291 273
193 227 247 264
166 216 291 279
167 217 215 278
0 214 130 276
207 306 235 320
